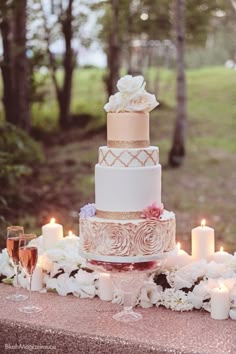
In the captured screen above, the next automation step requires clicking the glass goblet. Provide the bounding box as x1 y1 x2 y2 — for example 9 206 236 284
18 234 42 313
112 271 147 322
6 226 28 301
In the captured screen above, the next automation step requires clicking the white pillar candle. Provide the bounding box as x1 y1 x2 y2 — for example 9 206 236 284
165 242 192 268
191 219 215 260
211 247 233 263
42 218 63 250
211 285 230 320
229 308 236 320
99 272 113 301
31 264 43 291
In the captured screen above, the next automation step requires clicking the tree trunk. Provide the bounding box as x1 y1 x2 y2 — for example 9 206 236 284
14 0 31 131
0 0 31 131
168 0 187 167
107 0 120 97
0 9 17 125
59 0 74 128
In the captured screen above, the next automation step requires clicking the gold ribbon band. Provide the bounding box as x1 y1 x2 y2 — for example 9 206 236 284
96 210 142 220
107 140 150 148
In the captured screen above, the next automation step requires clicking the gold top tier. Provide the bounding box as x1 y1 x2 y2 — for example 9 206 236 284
107 112 150 148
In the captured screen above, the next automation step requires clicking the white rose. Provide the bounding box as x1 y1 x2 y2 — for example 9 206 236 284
104 92 124 112
126 91 159 113
117 75 144 94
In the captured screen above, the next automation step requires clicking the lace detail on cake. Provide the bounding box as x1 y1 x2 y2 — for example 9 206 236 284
80 214 176 257
99 148 159 167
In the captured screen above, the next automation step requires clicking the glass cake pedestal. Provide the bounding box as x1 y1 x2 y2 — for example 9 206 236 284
79 248 177 322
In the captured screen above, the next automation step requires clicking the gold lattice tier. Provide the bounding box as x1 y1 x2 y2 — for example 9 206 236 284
98 147 159 167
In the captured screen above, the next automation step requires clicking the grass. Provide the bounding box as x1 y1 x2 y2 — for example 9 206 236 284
1 66 236 253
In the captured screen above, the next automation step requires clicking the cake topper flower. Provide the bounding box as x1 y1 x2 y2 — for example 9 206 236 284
104 75 159 113
79 203 96 219
141 202 164 220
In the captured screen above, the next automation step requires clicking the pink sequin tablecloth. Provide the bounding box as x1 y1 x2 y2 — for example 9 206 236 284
0 284 235 354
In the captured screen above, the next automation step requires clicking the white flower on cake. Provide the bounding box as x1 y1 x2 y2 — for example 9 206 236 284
117 75 144 93
126 91 159 113
104 75 159 113
104 92 124 113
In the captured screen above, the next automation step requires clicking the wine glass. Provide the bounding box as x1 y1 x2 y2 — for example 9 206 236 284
112 271 147 322
6 226 28 301
18 234 42 313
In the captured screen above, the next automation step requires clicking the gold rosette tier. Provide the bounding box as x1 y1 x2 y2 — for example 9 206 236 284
79 211 176 258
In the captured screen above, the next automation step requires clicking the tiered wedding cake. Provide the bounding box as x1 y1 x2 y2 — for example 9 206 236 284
79 75 176 261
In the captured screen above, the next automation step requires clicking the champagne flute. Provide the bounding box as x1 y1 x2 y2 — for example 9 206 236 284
6 226 28 301
18 234 42 313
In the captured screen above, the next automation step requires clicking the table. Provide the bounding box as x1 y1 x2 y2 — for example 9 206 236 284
0 284 235 354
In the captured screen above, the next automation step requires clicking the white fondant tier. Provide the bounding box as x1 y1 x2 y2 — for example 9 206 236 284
98 146 159 168
95 164 161 213
79 210 176 257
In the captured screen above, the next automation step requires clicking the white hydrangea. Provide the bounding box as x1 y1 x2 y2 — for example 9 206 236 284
162 288 194 312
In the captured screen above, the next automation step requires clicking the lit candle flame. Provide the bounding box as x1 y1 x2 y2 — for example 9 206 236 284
177 242 181 251
68 230 73 236
201 219 206 227
220 246 224 252
50 218 56 224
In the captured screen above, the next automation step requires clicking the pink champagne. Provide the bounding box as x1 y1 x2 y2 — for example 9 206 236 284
19 247 38 275
7 238 20 265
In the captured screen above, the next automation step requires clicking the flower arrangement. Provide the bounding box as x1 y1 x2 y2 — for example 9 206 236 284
0 238 236 314
104 75 159 113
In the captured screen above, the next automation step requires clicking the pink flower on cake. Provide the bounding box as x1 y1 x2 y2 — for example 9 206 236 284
126 91 159 113
141 202 164 220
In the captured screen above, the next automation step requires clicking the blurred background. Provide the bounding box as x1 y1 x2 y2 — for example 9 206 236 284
0 0 235 252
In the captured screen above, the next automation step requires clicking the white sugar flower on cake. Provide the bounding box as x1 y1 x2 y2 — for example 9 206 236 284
104 75 159 113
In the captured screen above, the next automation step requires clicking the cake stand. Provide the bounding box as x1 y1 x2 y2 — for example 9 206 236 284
79 248 177 322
